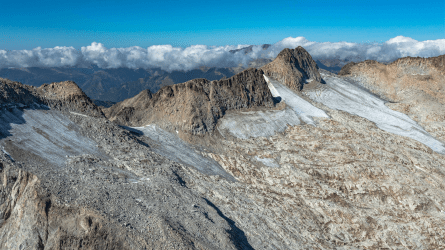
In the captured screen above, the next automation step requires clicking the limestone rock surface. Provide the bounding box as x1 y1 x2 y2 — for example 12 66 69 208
37 81 104 117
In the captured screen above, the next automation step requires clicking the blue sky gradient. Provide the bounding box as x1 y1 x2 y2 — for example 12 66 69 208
1 0 443 50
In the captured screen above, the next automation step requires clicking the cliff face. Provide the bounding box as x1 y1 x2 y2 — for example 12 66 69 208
104 68 274 135
261 46 322 91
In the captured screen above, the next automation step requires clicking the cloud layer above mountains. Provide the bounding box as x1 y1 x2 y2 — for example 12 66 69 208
1 36 444 71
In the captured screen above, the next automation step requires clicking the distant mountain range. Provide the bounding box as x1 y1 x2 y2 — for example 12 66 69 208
0 53 352 103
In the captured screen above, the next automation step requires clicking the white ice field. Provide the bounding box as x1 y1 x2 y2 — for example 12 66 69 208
218 73 445 154
307 73 445 154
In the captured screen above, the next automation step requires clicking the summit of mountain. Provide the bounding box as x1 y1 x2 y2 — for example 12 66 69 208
261 46 322 91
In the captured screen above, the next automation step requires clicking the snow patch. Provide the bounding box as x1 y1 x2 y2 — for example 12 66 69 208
218 108 301 139
0 109 104 166
70 112 90 118
1 148 14 161
254 156 279 168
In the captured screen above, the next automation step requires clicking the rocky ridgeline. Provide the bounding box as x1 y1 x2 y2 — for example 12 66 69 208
104 68 274 135
261 46 322 91
104 46 323 135
0 78 41 106
0 78 104 118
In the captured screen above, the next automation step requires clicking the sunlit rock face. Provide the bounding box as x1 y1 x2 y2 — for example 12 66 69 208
104 68 274 135
261 46 322 91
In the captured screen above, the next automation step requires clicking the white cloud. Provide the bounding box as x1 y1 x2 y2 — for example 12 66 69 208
0 36 444 71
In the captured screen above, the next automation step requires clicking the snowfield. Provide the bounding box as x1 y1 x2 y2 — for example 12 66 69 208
218 108 301 139
219 73 444 155
306 73 445 154
264 75 329 125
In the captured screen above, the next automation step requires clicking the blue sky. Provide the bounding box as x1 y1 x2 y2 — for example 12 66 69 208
1 0 443 50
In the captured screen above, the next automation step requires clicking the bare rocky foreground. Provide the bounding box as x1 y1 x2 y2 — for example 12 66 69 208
0 48 445 249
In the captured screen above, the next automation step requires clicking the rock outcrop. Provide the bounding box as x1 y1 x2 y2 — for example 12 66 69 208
261 46 322 91
0 78 41 106
104 68 274 135
0 78 104 118
37 81 104 117
0 166 132 250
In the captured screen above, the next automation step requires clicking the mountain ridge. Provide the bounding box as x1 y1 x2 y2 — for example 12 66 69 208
0 48 445 249
104 68 274 135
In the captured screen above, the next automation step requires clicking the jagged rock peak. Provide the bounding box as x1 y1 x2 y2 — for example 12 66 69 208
261 46 321 91
104 68 275 135
116 89 152 109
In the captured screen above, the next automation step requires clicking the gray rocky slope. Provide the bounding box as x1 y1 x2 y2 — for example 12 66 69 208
0 47 445 249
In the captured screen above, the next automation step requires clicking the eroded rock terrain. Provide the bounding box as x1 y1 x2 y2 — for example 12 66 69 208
0 48 444 249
